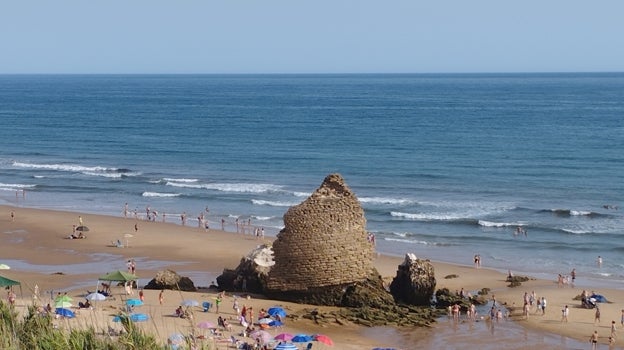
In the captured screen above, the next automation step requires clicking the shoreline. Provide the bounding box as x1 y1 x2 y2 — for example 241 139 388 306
2 205 622 349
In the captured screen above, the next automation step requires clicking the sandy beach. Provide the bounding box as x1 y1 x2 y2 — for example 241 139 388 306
2 205 623 349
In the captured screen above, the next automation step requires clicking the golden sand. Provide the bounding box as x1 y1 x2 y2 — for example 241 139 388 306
2 205 623 349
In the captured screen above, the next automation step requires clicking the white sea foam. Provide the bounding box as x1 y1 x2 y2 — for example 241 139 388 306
251 199 297 207
293 191 311 197
251 215 274 221
163 178 198 183
478 220 518 228
570 210 592 216
166 181 281 193
359 197 414 205
390 211 462 221
82 171 123 178
13 161 117 173
142 192 181 198
0 182 36 189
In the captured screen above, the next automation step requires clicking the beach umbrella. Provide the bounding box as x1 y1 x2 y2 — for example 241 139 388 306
55 300 73 308
181 299 199 307
169 333 185 345
291 334 313 343
314 334 334 346
257 317 273 324
75 225 89 232
126 298 143 306
196 321 216 329
85 292 106 301
274 343 298 350
267 306 287 318
250 330 272 344
55 308 75 318
269 320 283 327
129 313 148 322
274 333 294 342
0 264 10 270
55 294 73 303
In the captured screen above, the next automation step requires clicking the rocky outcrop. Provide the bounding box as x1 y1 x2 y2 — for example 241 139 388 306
143 269 196 291
216 244 274 293
389 254 436 306
264 174 376 305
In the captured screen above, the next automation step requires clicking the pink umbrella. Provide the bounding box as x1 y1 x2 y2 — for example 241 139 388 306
315 334 334 346
274 333 294 341
250 330 272 344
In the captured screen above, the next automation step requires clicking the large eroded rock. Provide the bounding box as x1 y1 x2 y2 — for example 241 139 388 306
389 253 436 306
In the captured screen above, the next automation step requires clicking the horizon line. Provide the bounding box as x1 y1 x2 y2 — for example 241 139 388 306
1 71 623 76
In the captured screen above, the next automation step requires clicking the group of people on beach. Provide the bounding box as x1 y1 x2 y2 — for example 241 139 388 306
122 202 271 237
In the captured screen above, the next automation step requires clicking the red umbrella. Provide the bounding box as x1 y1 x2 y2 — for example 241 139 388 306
315 334 334 346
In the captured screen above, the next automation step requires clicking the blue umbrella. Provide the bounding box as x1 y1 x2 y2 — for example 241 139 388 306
55 308 75 318
267 307 287 318
130 313 149 322
274 343 298 350
113 313 149 322
126 299 143 306
291 334 313 343
269 320 283 327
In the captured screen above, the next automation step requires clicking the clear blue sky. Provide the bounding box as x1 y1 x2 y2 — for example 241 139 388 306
1 0 623 74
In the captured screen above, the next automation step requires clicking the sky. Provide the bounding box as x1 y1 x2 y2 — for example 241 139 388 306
1 1 623 74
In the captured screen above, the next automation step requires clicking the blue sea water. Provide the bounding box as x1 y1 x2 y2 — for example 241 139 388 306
0 73 623 288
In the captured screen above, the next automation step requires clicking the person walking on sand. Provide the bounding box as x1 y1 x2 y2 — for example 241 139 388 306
159 290 164 305
78 216 83 226
561 305 569 323
611 320 617 339
10 210 15 222
541 297 547 315
595 306 601 325
590 330 599 350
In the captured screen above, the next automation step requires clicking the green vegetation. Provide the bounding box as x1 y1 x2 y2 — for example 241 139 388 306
0 301 212 350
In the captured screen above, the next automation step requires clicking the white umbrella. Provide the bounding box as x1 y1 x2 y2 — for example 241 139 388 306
85 292 106 301
0 264 10 270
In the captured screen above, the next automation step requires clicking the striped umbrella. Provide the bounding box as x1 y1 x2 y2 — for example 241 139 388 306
274 343 298 350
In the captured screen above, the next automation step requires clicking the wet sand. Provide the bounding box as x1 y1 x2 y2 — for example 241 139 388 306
1 205 622 349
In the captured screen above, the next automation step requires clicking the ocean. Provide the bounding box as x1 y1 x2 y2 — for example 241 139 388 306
1 73 623 289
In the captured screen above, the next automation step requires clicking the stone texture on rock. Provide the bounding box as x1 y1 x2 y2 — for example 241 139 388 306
143 269 197 292
265 173 375 302
389 253 436 306
216 244 273 293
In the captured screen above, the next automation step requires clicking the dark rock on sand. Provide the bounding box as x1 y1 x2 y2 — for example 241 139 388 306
144 269 196 292
389 253 436 306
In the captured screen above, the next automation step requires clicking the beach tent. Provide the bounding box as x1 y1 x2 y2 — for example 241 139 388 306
0 275 23 299
97 270 138 295
98 270 138 282
0 275 20 288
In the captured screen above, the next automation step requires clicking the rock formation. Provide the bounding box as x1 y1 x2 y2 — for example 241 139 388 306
264 173 376 305
389 253 436 306
216 244 274 293
143 269 196 292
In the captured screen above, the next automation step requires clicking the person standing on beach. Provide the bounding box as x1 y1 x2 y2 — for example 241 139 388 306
595 306 601 324
590 330 599 350
611 320 617 340
541 297 547 315
159 290 164 305
78 216 83 226
597 256 603 267
134 223 138 233
561 305 569 323
571 268 576 285
10 210 15 222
